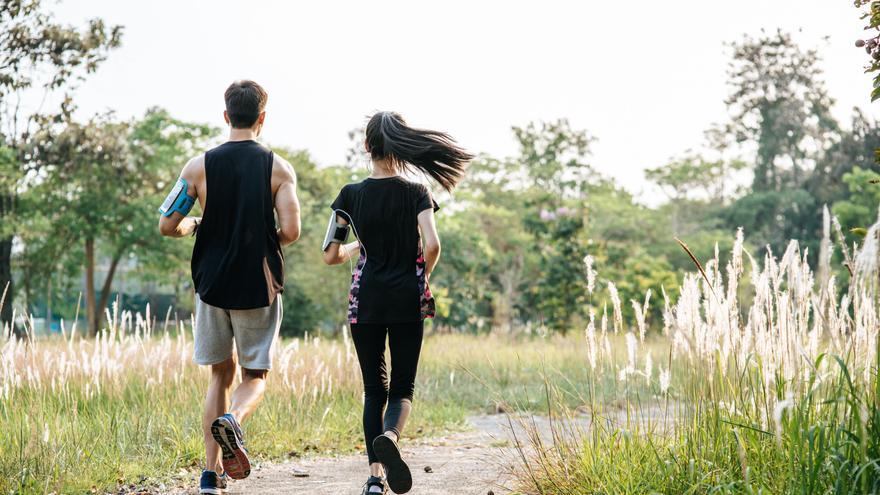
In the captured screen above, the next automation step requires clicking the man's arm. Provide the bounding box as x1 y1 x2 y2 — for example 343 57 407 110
158 155 202 237
274 155 301 246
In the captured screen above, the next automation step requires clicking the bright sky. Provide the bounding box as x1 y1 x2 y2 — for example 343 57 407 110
53 0 877 202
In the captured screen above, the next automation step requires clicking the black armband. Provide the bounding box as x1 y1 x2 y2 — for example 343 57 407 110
322 211 350 251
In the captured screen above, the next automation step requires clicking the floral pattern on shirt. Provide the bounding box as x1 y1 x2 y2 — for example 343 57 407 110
347 251 366 323
416 244 435 320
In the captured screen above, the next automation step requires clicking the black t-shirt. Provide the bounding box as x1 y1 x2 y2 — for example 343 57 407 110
330 177 439 324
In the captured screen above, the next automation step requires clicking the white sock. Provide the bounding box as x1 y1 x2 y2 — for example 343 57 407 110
369 485 384 494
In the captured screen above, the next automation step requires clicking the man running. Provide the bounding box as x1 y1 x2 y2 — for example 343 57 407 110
158 80 301 495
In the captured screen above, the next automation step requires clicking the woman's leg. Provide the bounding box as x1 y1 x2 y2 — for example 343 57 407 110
350 323 389 471
384 320 425 438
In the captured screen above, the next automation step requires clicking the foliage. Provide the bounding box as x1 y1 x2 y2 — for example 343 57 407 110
832 166 880 242
0 0 122 326
2 28 879 340
645 154 745 203
854 0 880 101
274 149 355 335
513 221 880 494
722 30 838 192
23 109 215 334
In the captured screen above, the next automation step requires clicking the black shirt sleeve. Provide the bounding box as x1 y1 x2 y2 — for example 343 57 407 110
416 185 439 213
330 186 347 212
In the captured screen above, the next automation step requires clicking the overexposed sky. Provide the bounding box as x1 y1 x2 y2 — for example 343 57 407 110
52 0 876 201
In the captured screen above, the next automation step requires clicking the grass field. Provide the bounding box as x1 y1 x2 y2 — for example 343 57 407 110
2 223 880 494
0 312 656 495
510 225 880 494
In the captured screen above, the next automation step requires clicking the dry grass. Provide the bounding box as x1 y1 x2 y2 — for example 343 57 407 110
511 208 880 493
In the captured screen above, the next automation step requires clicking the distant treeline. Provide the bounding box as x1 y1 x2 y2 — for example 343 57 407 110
1 1 878 335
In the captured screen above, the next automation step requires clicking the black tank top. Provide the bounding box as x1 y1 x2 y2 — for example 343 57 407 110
191 140 284 309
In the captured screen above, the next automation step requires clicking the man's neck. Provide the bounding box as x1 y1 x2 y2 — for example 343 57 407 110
228 128 258 142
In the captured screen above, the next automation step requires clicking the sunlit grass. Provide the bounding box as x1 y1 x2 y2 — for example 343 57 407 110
511 213 880 494
0 314 631 494
7 212 877 494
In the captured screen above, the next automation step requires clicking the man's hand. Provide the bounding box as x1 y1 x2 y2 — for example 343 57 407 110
159 215 200 237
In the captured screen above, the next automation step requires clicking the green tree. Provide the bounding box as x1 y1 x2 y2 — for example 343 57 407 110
512 120 595 333
583 182 682 323
0 0 122 326
432 155 533 330
809 110 880 205
723 30 837 191
646 154 745 233
718 32 841 259
27 109 213 335
275 150 354 336
854 0 880 102
832 167 880 243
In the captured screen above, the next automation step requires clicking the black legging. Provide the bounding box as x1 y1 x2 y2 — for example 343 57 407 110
350 321 424 464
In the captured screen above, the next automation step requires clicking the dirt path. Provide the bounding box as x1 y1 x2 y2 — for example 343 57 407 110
163 407 677 494
170 415 524 495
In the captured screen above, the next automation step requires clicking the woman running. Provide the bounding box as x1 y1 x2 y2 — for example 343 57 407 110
322 111 472 494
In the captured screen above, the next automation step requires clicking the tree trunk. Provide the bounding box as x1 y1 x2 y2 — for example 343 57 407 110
21 246 30 317
0 236 11 329
0 190 13 328
97 250 124 328
85 237 97 336
46 272 52 334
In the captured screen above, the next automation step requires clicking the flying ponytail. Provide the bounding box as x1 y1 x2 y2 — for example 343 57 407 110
365 112 473 192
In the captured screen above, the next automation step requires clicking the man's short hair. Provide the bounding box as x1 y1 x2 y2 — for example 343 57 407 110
224 80 268 128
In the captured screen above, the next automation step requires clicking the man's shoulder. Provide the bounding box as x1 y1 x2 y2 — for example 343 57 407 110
181 153 206 179
271 153 296 181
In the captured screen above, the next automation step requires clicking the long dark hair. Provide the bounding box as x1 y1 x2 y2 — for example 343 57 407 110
365 111 473 192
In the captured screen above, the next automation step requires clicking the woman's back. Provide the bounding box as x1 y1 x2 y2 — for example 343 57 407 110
331 177 437 324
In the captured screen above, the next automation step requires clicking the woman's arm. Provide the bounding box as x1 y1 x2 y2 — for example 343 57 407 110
322 215 360 265
417 209 441 276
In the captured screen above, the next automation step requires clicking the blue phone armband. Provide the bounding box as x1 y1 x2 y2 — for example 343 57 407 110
158 178 196 217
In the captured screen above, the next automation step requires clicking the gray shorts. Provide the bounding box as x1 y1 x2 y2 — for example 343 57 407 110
193 294 282 370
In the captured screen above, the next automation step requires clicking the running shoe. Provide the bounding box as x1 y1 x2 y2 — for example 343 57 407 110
211 413 251 479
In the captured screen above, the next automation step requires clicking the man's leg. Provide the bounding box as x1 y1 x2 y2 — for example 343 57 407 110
211 297 281 480
229 368 268 422
203 356 237 473
228 295 281 423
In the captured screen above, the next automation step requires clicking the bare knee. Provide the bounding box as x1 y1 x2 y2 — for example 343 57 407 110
211 358 237 387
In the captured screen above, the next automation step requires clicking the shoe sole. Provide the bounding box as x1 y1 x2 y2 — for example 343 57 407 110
199 489 222 495
372 435 412 494
211 417 251 480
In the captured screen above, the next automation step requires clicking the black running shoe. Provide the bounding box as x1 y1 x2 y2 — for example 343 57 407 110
211 413 251 479
198 470 227 494
361 475 387 494
372 434 412 494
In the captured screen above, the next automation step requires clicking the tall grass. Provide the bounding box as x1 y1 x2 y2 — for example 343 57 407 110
513 209 880 493
0 301 631 494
